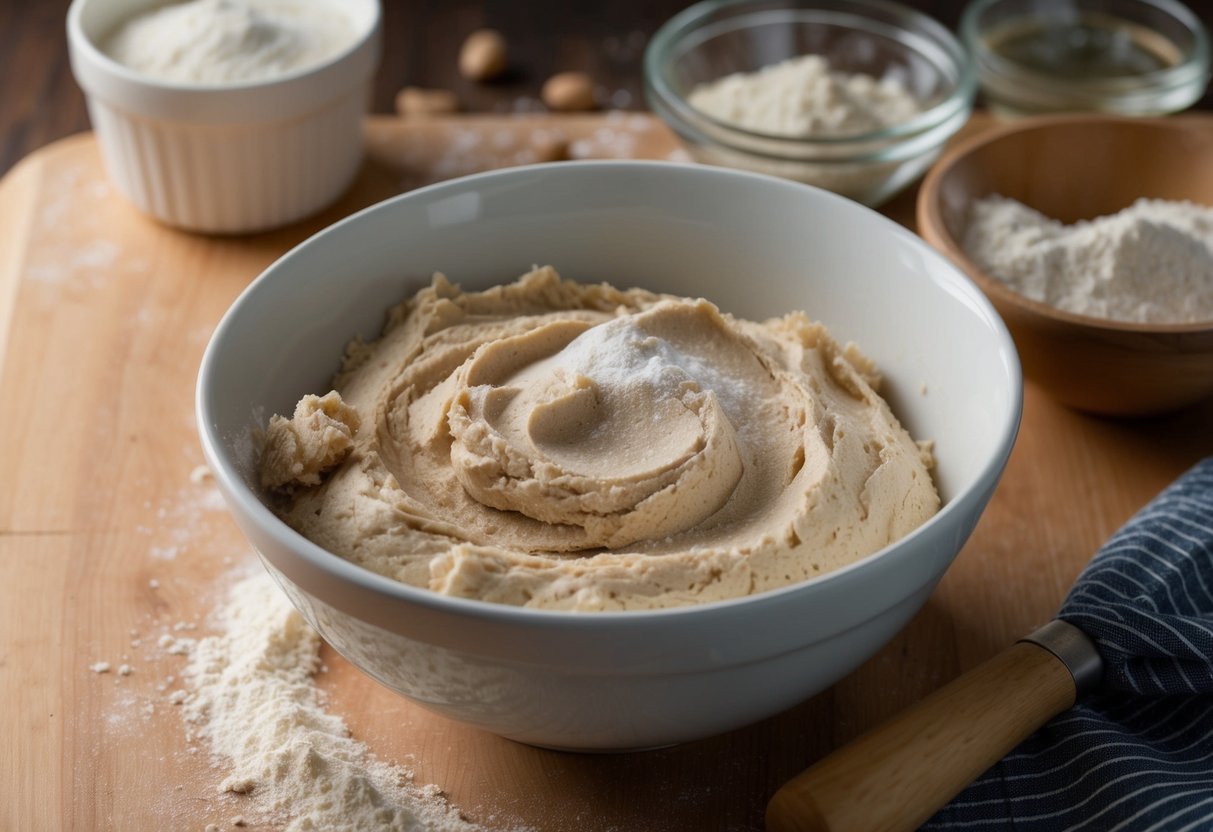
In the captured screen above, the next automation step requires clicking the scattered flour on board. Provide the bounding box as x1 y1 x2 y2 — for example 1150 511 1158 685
25 164 121 287
27 238 122 286
963 195 1213 324
190 464 214 485
179 572 491 832
143 481 230 560
90 541 527 830
405 113 659 188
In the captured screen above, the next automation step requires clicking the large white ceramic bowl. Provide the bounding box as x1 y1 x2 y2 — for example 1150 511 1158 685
197 162 1021 751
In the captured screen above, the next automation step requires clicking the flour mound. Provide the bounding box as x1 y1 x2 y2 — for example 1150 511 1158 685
686 54 922 138
182 574 484 831
102 0 353 85
962 195 1213 324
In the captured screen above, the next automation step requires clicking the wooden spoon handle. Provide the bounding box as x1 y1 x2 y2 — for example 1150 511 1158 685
766 641 1078 832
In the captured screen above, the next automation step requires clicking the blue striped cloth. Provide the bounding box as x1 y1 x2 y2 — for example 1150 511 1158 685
926 458 1213 832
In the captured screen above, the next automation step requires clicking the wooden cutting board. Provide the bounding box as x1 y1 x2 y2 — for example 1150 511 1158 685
2 113 1211 832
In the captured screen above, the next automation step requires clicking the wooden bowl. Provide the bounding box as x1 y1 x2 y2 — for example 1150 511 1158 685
918 113 1213 417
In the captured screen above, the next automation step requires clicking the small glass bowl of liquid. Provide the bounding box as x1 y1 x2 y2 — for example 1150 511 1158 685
962 0 1210 117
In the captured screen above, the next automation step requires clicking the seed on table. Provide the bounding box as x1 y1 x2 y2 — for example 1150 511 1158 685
459 29 507 82
531 135 569 162
542 71 597 111
395 86 459 117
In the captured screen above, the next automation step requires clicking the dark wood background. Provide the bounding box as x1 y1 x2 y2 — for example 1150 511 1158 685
5 0 1213 177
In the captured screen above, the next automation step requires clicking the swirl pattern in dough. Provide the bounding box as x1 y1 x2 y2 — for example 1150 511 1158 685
260 266 939 611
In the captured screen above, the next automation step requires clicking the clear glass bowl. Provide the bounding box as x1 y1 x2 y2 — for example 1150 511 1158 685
643 0 976 207
962 0 1211 117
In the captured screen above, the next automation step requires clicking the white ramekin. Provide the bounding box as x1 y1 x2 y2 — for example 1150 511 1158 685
67 0 382 234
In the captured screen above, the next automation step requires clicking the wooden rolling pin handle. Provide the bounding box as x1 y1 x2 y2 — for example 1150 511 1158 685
767 622 1101 832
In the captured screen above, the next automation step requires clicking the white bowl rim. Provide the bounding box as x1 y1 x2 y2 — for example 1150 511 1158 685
196 159 1023 628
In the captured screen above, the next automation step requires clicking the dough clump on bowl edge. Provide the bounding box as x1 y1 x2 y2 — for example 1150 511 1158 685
259 266 939 611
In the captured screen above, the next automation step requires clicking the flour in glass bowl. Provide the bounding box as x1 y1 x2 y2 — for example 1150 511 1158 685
681 54 925 203
687 54 922 138
962 195 1213 324
101 0 356 85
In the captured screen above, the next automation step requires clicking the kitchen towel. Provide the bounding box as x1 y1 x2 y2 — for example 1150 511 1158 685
925 457 1213 832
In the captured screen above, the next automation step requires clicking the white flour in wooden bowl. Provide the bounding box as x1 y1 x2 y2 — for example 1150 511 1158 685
962 195 1213 324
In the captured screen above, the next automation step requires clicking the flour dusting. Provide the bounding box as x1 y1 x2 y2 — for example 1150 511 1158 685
399 116 658 190
549 316 748 416
180 573 486 831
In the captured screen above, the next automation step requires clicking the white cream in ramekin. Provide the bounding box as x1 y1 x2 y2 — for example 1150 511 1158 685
67 0 382 234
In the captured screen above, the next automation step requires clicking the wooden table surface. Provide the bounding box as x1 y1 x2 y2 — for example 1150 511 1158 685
4 3 1213 830
2 110 1212 832
6 0 1213 177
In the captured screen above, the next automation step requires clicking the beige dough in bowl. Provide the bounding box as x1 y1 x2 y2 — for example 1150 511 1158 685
258 266 941 612
198 161 1021 750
